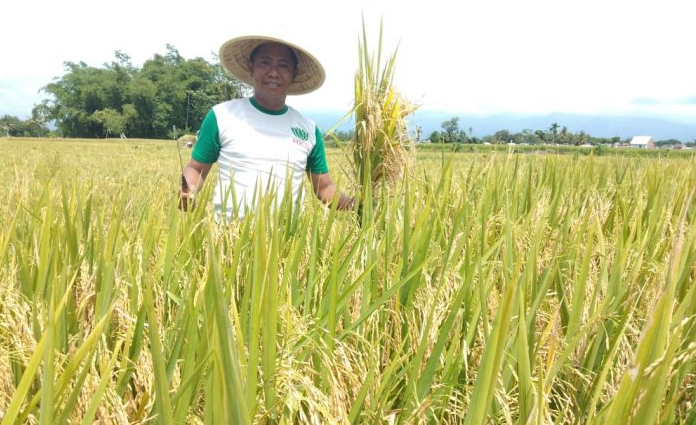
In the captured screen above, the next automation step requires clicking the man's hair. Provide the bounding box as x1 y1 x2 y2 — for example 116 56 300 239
249 42 298 70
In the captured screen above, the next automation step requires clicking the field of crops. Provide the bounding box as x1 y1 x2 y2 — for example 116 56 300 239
1 137 695 424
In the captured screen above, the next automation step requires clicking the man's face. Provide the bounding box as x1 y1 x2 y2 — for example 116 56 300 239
249 43 297 102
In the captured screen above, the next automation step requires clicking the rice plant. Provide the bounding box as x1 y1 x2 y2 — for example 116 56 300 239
1 138 695 424
348 18 419 207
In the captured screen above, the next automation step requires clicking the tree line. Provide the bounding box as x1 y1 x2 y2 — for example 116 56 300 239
426 117 692 147
2 51 692 145
2 46 247 139
427 117 618 145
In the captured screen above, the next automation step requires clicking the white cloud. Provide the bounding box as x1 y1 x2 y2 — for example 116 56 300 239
2 0 694 122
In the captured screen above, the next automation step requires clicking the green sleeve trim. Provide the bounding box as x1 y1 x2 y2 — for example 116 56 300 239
191 109 220 164
307 126 329 174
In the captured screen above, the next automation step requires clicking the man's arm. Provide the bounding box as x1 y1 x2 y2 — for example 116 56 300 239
180 159 213 210
309 172 355 210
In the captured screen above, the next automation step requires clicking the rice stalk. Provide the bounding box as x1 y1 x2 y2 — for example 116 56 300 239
1 138 696 423
349 17 419 209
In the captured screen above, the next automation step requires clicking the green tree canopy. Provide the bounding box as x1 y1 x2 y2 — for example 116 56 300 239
35 46 247 138
440 117 467 143
1 114 50 137
493 129 513 144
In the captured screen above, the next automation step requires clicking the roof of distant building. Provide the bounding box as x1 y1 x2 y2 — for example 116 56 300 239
630 135 654 145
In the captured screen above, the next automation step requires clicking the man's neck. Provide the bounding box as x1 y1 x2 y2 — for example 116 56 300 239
252 93 286 112
250 96 288 115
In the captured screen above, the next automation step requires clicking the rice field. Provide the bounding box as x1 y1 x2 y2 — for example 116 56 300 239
1 137 695 424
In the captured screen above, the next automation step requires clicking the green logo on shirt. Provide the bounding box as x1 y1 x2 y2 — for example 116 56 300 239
291 126 309 141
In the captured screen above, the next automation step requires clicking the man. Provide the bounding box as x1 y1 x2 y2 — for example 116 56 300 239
180 34 354 219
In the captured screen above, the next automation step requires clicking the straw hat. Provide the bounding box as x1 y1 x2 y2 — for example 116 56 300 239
219 35 326 95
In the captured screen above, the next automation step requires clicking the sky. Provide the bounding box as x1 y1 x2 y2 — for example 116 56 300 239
1 0 695 126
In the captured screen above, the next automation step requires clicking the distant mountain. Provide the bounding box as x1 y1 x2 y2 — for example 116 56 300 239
307 109 696 142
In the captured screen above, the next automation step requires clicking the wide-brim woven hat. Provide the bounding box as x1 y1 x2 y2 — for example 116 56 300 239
219 35 326 95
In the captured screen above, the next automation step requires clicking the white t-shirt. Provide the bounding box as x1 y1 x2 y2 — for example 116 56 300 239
192 97 329 219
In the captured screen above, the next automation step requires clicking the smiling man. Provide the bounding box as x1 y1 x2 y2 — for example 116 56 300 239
180 34 354 219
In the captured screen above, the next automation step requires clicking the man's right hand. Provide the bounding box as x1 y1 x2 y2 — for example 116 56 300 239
179 159 212 211
179 174 196 211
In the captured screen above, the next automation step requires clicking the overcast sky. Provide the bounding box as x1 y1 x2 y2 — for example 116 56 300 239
1 0 695 124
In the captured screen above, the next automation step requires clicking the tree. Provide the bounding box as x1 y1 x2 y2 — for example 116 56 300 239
494 129 512 144
549 122 559 144
558 126 569 144
1 122 14 138
438 117 469 143
92 108 133 137
441 117 460 143
519 128 539 144
0 115 49 137
575 130 588 146
0 114 49 137
38 47 246 138
535 130 546 143
414 125 422 142
429 131 442 143
457 130 468 144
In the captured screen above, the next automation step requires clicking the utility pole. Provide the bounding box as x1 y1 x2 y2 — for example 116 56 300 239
185 91 191 131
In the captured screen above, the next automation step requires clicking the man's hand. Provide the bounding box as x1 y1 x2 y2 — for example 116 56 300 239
179 174 196 211
309 172 355 210
179 160 211 211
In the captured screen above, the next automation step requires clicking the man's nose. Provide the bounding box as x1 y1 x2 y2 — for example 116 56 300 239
267 64 280 77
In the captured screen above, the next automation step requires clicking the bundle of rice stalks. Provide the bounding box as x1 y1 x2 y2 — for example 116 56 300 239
177 134 197 146
349 18 419 200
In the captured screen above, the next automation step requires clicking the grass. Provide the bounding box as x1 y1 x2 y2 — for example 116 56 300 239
1 137 696 424
415 141 696 158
